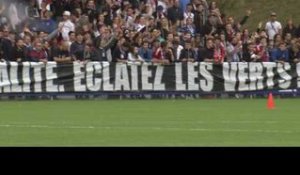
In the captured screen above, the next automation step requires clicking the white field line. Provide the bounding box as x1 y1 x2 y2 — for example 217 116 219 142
0 123 296 134
218 121 280 124
1 120 294 125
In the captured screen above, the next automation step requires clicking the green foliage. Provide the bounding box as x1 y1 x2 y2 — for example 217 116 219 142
215 0 300 31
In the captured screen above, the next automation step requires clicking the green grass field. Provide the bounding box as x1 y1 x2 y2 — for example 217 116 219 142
0 98 299 146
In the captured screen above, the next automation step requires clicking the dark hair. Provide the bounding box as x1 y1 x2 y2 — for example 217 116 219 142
68 31 75 36
161 41 168 48
123 42 131 48
142 41 149 45
185 40 192 44
173 40 180 45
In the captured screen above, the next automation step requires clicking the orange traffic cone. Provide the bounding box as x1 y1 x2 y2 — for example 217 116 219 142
267 93 275 110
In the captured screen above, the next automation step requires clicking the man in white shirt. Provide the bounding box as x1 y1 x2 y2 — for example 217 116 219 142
158 0 167 13
265 12 282 41
58 11 75 42
172 40 183 61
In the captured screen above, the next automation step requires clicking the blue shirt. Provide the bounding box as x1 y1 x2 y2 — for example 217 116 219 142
271 48 289 62
138 48 153 62
180 0 190 13
36 19 57 34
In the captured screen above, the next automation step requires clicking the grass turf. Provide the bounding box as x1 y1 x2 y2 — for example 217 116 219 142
0 98 299 146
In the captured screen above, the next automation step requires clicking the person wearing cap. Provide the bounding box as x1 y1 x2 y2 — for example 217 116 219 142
265 12 282 41
58 11 75 42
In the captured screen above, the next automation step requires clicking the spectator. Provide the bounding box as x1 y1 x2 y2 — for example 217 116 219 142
73 8 90 34
138 41 153 62
226 37 243 62
297 25 300 38
172 39 184 61
0 1 8 27
83 0 97 23
23 34 33 60
58 10 75 41
183 3 194 25
198 38 214 62
213 36 225 64
128 45 145 62
224 23 235 43
194 3 206 35
243 42 262 62
65 31 76 48
256 37 270 62
179 0 190 14
52 41 72 63
225 10 251 33
284 33 293 48
265 12 282 41
39 0 50 20
203 11 222 37
1 26 13 61
162 41 174 63
179 41 195 62
26 0 40 19
1 0 300 67
112 41 130 63
43 40 52 61
153 5 167 20
158 17 170 39
273 33 283 47
181 17 196 37
289 42 300 63
271 42 289 63
11 38 26 62
208 1 220 15
70 33 85 61
283 19 298 38
37 11 57 34
124 7 135 29
152 40 170 64
83 42 95 62
94 26 116 62
28 40 48 62
167 0 183 26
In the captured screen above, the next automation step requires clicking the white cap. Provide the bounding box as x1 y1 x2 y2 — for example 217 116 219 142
63 11 71 16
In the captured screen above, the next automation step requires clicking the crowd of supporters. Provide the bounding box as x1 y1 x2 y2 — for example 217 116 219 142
1 0 300 65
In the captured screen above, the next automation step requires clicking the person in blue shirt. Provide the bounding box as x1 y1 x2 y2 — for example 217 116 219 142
138 41 153 62
271 42 289 63
37 11 57 34
179 0 190 14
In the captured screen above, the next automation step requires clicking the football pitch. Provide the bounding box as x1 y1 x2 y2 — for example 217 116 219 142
0 98 299 146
